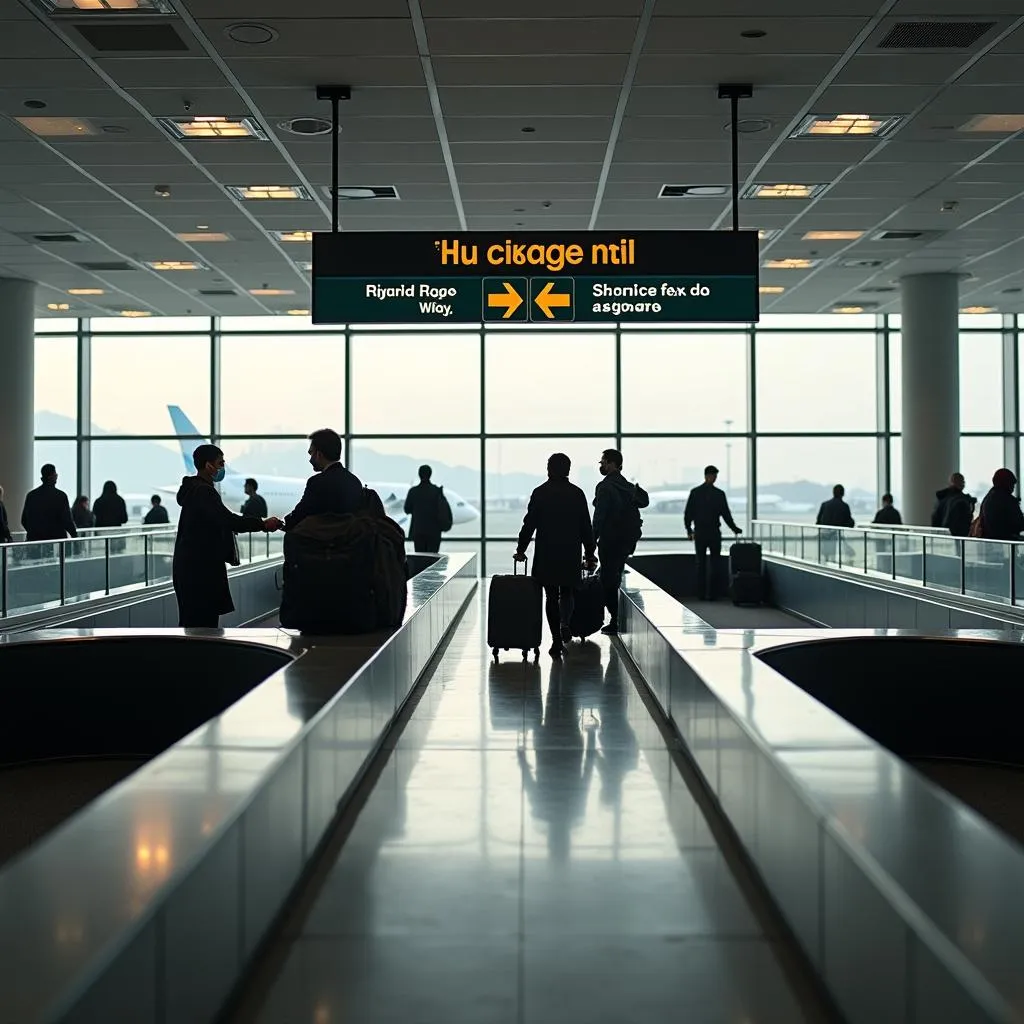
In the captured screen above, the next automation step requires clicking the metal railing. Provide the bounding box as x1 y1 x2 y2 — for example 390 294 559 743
752 520 1024 607
0 528 283 620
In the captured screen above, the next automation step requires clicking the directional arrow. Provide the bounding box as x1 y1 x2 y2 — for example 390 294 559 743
534 281 572 319
486 281 523 319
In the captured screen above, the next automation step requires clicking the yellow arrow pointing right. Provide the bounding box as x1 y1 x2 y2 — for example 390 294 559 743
534 281 571 319
487 281 523 319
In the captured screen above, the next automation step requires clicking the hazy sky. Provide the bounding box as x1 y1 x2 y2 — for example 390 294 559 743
32 313 1015 507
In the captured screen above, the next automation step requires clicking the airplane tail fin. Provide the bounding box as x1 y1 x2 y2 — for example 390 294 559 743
167 405 208 475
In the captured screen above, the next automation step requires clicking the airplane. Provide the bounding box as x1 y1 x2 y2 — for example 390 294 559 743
643 488 815 516
164 405 480 529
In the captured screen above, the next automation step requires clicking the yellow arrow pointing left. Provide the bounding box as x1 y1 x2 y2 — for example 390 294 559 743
534 281 571 319
487 281 523 319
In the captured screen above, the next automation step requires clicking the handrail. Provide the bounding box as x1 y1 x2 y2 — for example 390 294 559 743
0 527 281 620
751 519 1024 606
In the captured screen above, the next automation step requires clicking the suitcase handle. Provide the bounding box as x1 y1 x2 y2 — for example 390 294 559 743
514 557 528 575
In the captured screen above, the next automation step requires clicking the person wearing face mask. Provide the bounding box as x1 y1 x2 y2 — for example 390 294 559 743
173 443 280 628
281 428 363 532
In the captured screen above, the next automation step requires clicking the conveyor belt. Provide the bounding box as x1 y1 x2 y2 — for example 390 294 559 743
224 593 837 1024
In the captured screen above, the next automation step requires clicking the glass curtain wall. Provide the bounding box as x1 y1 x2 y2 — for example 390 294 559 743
32 313 1022 573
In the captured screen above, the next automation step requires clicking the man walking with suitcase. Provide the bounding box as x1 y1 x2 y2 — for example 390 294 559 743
592 449 649 635
684 465 742 601
514 453 597 658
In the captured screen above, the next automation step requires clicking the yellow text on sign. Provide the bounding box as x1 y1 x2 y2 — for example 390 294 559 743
434 238 636 273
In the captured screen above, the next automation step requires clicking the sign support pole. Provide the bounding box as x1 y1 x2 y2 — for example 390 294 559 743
316 85 351 234
718 84 753 232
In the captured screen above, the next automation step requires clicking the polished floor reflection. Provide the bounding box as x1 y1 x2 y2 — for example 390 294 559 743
237 595 829 1023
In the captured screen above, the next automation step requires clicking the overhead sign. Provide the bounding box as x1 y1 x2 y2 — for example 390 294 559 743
312 230 759 325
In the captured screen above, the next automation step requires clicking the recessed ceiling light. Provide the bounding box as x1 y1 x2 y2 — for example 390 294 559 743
297 261 313 272
803 230 865 241
728 118 772 134
67 288 104 295
227 184 311 201
790 113 904 138
249 288 295 296
196 224 209 229
319 185 400 201
47 302 70 311
37 0 174 11
762 257 820 269
743 183 829 199
14 116 96 137
959 114 1024 133
275 230 314 243
1001 287 1023 294
147 260 206 271
120 309 151 317
24 99 47 109
759 285 785 294
286 309 310 316
100 124 129 134
521 126 536 133
278 116 335 136
659 184 729 198
740 28 766 38
225 22 278 44
176 232 232 242
833 305 866 314
961 305 996 314
157 115 268 141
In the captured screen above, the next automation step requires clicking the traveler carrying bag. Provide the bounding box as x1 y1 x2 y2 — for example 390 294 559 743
487 559 542 662
729 541 762 575
569 567 605 639
279 513 377 634
437 487 454 533
730 571 766 607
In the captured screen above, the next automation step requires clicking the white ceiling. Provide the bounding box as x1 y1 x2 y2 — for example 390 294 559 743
4 0 1024 317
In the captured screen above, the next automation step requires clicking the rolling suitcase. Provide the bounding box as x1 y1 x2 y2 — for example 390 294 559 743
569 568 605 639
487 559 543 662
729 541 765 607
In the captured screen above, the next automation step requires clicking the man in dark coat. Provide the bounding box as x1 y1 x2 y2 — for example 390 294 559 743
931 473 975 537
816 483 855 563
684 464 742 601
282 428 363 532
144 495 169 525
93 480 128 529
404 464 448 553
173 444 276 628
872 493 902 526
21 464 76 542
979 468 1024 540
241 478 268 520
515 453 596 658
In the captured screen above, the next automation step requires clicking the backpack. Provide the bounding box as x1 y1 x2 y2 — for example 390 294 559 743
619 484 645 555
369 515 409 628
437 487 454 533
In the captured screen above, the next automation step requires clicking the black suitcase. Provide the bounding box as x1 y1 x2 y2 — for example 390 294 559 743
569 569 605 639
279 529 377 634
487 560 543 661
729 541 762 575
730 570 766 607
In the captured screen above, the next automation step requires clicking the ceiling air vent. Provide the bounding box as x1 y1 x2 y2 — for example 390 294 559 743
859 286 897 293
873 229 923 240
839 258 887 269
198 288 237 296
658 184 729 198
877 21 994 49
74 22 190 52
18 231 89 243
77 260 135 271
319 185 399 201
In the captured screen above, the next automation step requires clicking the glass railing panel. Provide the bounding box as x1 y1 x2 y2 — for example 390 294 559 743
922 535 963 595
1014 545 1024 606
963 538 1012 604
867 529 896 579
5 541 63 614
63 537 112 604
146 532 174 585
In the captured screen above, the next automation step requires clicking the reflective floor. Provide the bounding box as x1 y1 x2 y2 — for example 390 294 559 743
234 595 831 1024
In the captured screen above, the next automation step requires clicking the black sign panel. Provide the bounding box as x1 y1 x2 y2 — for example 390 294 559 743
312 230 759 324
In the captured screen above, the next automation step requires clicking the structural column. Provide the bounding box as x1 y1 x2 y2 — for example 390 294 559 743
0 278 36 523
899 272 960 525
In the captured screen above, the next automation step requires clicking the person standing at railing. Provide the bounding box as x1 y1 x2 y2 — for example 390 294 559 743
173 444 281 629
143 495 169 525
684 465 742 602
977 469 1024 541
816 484 855 563
21 464 76 542
931 473 975 537
241 478 268 521
872 494 902 526
0 485 11 544
72 495 95 529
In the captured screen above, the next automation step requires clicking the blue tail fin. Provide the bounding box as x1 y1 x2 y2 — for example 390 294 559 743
167 405 208 474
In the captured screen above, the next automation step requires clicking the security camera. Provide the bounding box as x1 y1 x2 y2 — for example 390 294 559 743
183 99 192 112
